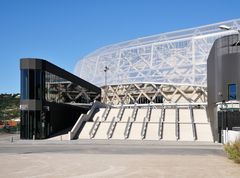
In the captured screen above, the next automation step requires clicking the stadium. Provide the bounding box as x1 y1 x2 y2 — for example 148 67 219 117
20 19 240 142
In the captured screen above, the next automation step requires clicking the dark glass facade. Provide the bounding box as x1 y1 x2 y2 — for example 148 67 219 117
21 69 43 100
20 58 101 139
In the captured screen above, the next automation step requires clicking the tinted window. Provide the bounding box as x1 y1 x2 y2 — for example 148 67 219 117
35 70 42 100
21 70 28 99
228 84 237 100
29 70 35 99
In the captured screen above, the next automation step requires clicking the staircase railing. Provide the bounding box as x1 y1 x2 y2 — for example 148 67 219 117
107 117 117 139
158 108 165 139
89 116 100 139
124 117 132 139
190 107 197 140
175 108 179 140
141 117 148 139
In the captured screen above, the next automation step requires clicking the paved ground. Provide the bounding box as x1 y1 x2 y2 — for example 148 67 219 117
0 134 239 178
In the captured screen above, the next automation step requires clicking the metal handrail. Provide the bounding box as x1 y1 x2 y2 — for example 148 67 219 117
102 107 111 121
124 117 132 139
190 107 197 140
117 106 125 121
89 116 100 138
141 117 148 139
175 108 179 140
158 108 165 139
107 117 116 139
131 106 138 121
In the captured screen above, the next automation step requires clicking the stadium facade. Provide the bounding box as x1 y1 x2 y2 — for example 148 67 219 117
75 19 240 105
20 19 240 142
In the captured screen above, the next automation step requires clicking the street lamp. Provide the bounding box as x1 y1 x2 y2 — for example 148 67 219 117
104 66 109 86
218 25 240 45
104 66 109 103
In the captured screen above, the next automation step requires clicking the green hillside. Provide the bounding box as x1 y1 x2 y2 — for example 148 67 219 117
0 94 20 121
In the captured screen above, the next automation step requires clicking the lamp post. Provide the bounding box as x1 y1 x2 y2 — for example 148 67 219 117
104 66 109 87
104 66 109 103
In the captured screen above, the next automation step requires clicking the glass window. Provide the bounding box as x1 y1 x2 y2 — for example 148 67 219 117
21 69 43 100
35 70 42 100
29 70 35 99
228 84 237 100
21 70 28 99
44 71 97 104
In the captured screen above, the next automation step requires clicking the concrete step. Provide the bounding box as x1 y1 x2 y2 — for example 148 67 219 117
111 123 126 140
105 108 119 122
78 122 94 139
162 123 176 141
195 123 213 142
150 109 161 122
193 109 208 123
128 123 142 140
145 123 158 140
179 109 191 123
135 108 147 122
179 123 194 141
121 108 133 122
165 109 175 122
93 122 111 139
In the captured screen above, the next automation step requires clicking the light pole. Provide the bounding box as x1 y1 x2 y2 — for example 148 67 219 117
104 66 109 87
218 25 240 45
104 66 109 103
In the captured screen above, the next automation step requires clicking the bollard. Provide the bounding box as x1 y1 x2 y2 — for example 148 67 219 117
60 135 62 141
10 136 13 143
33 134 35 140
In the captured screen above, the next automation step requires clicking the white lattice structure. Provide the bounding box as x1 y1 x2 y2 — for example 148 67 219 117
75 19 240 104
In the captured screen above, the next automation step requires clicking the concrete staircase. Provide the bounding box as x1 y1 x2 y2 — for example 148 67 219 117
77 105 213 142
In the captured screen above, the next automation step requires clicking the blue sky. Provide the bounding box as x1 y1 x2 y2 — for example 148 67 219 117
0 0 239 93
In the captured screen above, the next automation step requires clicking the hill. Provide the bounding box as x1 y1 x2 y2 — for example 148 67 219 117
0 94 20 121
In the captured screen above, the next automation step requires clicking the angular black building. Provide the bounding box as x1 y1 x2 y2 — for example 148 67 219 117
20 58 101 139
207 34 240 141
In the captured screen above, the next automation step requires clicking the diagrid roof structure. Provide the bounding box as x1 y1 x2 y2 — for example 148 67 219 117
75 19 240 87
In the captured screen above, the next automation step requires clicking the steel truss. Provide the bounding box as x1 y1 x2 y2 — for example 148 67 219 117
75 19 240 89
101 83 207 105
45 81 100 104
